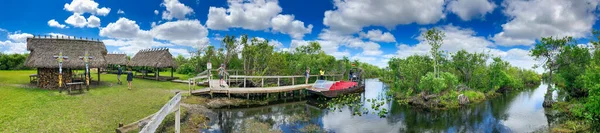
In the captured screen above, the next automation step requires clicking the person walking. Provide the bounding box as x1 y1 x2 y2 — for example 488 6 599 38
319 68 325 80
117 65 123 85
127 69 133 90
217 64 227 87
305 67 310 84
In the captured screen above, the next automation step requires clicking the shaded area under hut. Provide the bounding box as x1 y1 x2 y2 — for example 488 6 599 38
127 48 178 81
103 53 128 74
24 36 107 89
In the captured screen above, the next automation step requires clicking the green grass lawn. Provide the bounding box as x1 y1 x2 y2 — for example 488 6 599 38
0 70 204 132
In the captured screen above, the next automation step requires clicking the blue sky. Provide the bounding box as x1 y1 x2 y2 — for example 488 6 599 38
0 0 599 71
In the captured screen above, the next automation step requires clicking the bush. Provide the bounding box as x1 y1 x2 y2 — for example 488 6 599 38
464 90 485 102
176 63 195 75
419 72 458 94
581 63 600 121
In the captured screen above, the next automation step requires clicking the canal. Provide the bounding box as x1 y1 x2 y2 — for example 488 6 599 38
202 79 551 132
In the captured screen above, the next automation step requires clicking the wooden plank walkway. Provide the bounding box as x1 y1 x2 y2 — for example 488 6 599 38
190 79 312 95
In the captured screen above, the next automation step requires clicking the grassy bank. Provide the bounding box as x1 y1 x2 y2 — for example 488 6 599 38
0 70 202 132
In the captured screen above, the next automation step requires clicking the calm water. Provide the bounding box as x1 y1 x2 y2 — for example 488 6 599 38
203 79 550 133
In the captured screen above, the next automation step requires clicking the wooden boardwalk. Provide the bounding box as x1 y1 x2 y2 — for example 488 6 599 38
189 74 343 98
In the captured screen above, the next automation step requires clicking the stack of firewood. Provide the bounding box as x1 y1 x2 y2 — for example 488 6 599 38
37 68 73 89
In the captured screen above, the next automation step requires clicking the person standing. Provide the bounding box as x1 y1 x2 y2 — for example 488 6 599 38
127 69 133 90
117 65 122 85
319 68 325 80
217 64 227 87
305 67 310 84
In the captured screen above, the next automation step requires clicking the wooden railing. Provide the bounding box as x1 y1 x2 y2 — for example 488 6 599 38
139 92 182 133
228 74 344 88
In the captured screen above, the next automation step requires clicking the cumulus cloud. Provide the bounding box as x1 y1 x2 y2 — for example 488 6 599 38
154 10 159 15
206 0 312 39
323 0 446 34
150 20 209 47
48 19 68 28
161 0 194 20
65 13 88 27
117 9 125 14
0 32 33 54
271 14 313 39
492 0 599 46
100 17 210 54
63 0 111 16
100 18 141 39
359 29 396 42
447 0 496 21
86 15 101 28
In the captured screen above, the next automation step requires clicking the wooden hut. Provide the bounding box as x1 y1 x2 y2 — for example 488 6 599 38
104 53 128 73
24 36 107 89
128 48 177 81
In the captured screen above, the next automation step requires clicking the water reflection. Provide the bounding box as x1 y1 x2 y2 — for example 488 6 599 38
204 79 549 133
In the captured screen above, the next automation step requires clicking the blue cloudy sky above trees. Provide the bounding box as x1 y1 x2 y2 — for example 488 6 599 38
0 0 599 71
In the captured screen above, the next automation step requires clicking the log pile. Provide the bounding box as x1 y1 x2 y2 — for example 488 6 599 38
38 68 73 89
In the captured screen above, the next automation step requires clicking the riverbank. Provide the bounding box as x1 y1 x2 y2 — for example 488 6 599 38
390 84 539 110
547 100 598 132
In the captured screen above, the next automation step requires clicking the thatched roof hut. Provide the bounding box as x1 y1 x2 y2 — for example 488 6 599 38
105 54 128 65
25 37 108 68
128 48 177 80
128 48 176 68
24 36 107 89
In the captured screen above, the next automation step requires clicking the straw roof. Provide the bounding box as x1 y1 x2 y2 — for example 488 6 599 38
105 54 128 65
24 37 108 69
128 48 176 68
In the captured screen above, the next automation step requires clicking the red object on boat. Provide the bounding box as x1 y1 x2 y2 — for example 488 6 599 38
329 81 358 90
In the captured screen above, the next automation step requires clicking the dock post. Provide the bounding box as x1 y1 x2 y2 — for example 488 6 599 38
292 78 295 85
244 77 246 88
247 93 249 99
277 78 280 86
261 78 264 87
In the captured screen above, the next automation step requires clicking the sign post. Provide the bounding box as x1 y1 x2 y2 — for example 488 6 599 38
53 52 69 88
79 50 94 88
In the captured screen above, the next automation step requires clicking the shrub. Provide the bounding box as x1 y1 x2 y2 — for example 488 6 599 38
176 63 195 75
419 72 447 94
419 72 458 94
464 90 485 102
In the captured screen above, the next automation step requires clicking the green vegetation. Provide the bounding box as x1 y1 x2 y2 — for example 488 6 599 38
0 53 31 70
0 70 201 132
386 28 541 109
175 34 383 79
529 30 600 130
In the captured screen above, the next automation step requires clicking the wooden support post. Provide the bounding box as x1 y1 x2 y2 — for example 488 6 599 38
292 77 295 85
97 69 100 85
247 93 249 99
244 77 246 88
175 104 180 133
261 78 264 87
277 78 280 86
171 67 174 78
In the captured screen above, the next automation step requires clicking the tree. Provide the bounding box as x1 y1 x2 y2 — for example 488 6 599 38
530 36 573 107
424 28 445 78
451 49 487 86
221 35 239 66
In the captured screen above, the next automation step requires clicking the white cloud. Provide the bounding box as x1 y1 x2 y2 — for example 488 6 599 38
492 0 599 46
150 20 209 48
318 30 383 56
154 10 159 15
117 9 125 14
268 39 283 48
100 18 141 39
48 19 68 28
359 29 396 42
161 0 194 20
86 15 101 28
63 0 111 16
100 17 210 54
169 48 192 57
65 13 88 27
271 14 313 39
206 0 312 39
1 32 32 54
447 0 496 21
323 0 446 34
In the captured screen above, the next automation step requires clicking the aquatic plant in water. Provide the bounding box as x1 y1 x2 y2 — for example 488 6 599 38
323 94 389 118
